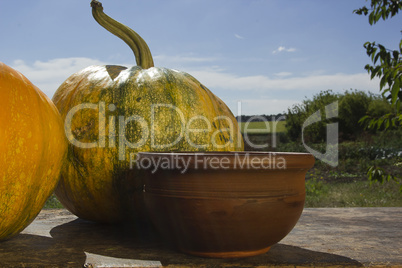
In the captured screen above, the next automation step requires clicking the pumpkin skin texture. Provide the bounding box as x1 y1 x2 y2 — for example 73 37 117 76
52 65 244 223
0 62 67 241
51 1 243 223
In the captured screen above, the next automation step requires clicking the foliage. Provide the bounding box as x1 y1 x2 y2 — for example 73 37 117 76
286 90 389 142
305 172 328 197
354 0 401 128
367 166 400 184
353 0 401 25
363 41 402 105
44 194 64 209
286 90 339 143
339 90 375 139
354 0 402 189
302 130 402 206
368 98 394 117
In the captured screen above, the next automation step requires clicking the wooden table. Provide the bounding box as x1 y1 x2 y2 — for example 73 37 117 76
0 207 401 267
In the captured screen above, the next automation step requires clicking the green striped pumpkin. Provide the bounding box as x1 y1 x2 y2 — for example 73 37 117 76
52 0 243 223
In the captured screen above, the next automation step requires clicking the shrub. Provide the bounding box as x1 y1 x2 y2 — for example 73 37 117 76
286 90 339 143
338 90 373 139
286 89 391 142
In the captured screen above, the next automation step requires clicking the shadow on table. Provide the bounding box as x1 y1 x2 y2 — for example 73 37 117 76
0 218 363 267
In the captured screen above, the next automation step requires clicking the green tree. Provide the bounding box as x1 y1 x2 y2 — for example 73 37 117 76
286 90 339 143
286 90 386 142
339 90 374 139
354 0 402 191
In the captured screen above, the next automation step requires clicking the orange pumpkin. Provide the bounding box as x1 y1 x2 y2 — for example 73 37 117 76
0 62 67 241
51 1 244 223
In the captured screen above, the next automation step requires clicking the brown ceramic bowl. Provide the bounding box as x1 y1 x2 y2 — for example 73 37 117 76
137 151 315 258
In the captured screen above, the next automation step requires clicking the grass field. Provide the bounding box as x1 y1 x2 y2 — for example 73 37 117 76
305 179 402 207
239 121 286 134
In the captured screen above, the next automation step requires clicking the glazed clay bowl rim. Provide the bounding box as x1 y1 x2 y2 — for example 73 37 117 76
136 151 315 170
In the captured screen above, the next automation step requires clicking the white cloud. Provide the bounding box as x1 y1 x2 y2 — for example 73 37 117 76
234 34 244 39
11 57 381 115
274 72 293 77
9 56 217 99
11 57 107 98
190 69 380 93
229 98 301 115
188 68 380 114
272 46 297 54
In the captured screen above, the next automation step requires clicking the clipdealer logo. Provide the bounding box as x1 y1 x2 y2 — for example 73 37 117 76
63 101 339 168
302 101 339 167
131 152 287 174
63 102 240 160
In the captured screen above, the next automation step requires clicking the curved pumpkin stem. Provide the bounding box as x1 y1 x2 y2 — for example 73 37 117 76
91 0 154 69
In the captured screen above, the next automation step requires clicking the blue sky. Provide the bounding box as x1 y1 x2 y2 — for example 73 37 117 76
1 0 400 115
